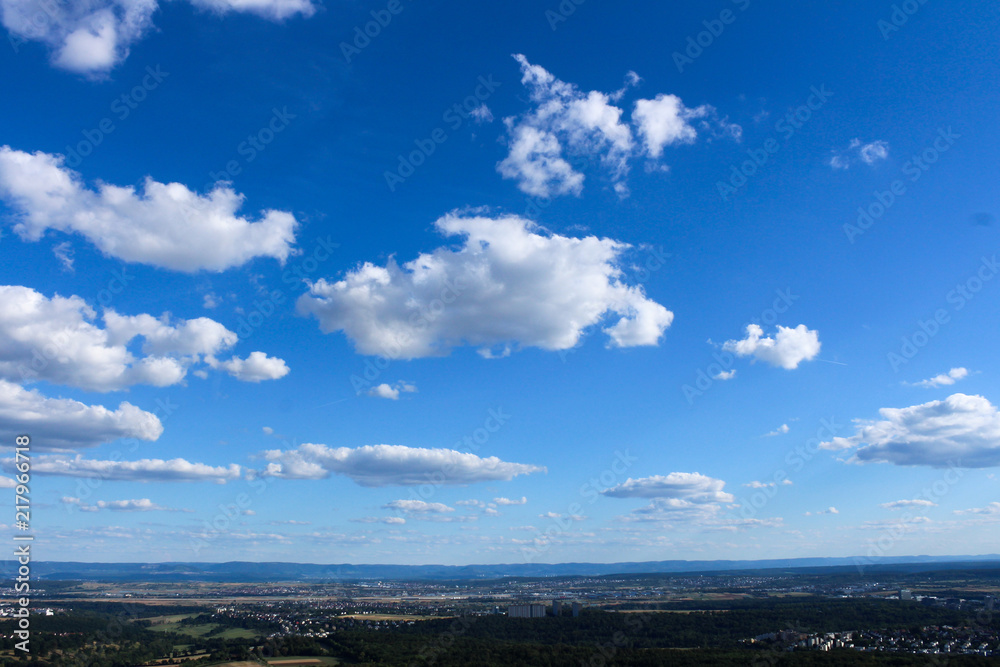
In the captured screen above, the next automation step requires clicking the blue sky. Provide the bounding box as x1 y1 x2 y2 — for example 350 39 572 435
0 0 999 565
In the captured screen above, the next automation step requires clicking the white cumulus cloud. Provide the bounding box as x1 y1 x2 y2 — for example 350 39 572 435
366 381 417 400
722 324 821 370
7 454 242 483
259 443 546 487
0 379 161 449
605 472 738 524
298 213 672 358
494 496 527 506
498 124 584 198
383 500 454 514
0 146 298 271
0 0 315 75
0 285 287 391
602 472 734 502
498 55 736 198
820 393 1000 468
633 94 706 158
764 424 790 437
210 351 289 382
188 0 315 20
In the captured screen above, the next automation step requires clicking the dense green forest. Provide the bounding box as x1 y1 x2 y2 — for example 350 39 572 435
391 599 982 647
0 597 996 666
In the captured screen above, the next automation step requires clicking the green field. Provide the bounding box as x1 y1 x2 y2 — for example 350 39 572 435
149 621 260 640
148 613 199 624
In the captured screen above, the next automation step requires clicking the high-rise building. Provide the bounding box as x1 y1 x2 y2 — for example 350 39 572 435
508 604 548 618
572 602 583 617
552 600 562 616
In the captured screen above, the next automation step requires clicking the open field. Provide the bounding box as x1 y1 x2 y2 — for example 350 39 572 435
143 653 209 666
340 613 452 621
148 621 260 639
148 613 199 624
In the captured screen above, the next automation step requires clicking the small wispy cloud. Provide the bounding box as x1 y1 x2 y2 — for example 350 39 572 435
52 242 75 272
881 499 936 510
366 382 418 400
829 139 889 169
906 367 969 388
745 479 793 489
61 497 188 512
954 502 1000 516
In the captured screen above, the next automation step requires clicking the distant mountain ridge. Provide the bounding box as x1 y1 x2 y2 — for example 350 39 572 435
3 555 999 582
